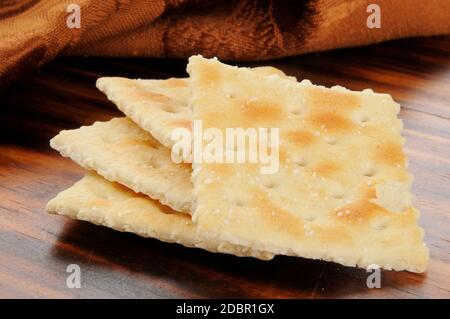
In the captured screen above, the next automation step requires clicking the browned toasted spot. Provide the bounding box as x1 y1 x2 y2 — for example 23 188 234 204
145 138 162 149
163 78 188 88
252 189 305 239
180 163 192 171
313 161 342 177
363 186 377 200
196 62 220 86
90 197 108 207
278 148 288 164
307 87 360 112
169 119 192 130
308 112 354 134
241 101 282 122
286 130 315 145
375 142 406 167
332 199 382 224
252 189 353 243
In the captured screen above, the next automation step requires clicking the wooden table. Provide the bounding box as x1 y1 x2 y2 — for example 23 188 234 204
1 36 449 298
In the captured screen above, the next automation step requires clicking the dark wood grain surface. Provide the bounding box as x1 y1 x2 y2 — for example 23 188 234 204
1 36 449 298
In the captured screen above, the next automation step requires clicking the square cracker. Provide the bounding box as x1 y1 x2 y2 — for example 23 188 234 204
96 67 295 149
187 56 428 272
50 117 192 214
97 77 191 150
46 173 274 260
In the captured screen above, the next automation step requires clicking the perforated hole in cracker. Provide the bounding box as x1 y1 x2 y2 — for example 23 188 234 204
261 179 277 189
234 198 247 207
371 218 389 231
363 167 377 177
358 114 370 124
331 190 346 200
293 156 308 167
289 106 302 115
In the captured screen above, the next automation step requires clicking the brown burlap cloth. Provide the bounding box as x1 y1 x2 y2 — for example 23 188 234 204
1 0 449 87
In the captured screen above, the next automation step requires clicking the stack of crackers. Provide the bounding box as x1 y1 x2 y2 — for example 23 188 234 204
47 56 428 272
